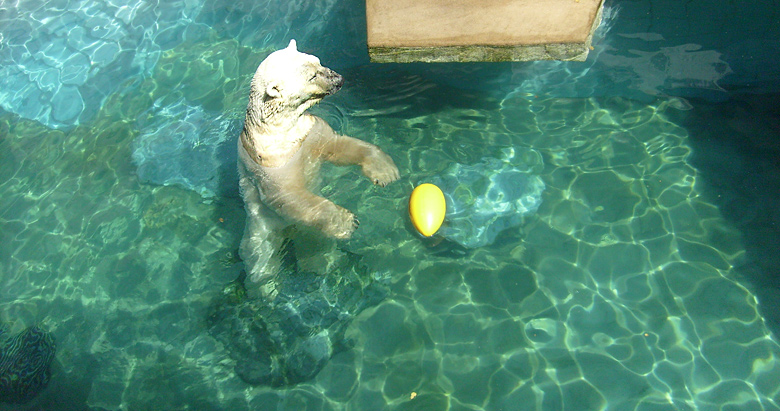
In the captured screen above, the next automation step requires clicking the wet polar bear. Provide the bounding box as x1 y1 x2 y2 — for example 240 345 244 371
238 40 399 284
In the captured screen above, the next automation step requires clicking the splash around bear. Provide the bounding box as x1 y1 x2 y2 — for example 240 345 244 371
237 40 399 282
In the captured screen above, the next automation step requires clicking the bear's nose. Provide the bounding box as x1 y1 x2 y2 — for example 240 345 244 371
324 68 344 94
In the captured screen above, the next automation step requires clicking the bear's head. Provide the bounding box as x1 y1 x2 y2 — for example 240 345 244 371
249 40 344 123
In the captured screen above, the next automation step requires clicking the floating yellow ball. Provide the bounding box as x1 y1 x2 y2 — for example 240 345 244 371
409 183 446 237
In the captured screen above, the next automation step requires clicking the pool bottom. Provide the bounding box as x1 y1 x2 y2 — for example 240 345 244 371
2 59 780 411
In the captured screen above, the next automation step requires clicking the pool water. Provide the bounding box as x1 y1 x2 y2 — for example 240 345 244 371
2 0 780 410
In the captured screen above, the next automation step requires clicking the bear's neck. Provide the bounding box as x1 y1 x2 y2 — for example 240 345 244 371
245 92 314 131
243 113 315 168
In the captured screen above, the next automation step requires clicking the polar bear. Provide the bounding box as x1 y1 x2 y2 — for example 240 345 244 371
237 40 399 283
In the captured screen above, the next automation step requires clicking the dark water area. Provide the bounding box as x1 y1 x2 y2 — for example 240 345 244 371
678 93 780 337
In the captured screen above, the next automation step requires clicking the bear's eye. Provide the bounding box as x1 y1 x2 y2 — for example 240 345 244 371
309 72 318 81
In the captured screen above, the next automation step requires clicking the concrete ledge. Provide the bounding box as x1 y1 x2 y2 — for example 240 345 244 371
367 0 604 63
369 42 593 64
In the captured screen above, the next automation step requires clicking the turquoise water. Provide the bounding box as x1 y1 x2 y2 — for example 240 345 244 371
2 1 780 410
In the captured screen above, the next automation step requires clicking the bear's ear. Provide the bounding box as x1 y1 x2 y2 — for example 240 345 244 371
265 81 283 99
287 39 297 51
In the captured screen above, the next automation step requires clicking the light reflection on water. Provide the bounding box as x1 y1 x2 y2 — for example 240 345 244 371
1 0 780 410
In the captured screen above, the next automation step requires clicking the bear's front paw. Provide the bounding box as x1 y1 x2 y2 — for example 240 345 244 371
362 150 400 187
323 206 359 239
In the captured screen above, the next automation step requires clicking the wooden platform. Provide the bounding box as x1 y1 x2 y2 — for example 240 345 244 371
366 0 605 63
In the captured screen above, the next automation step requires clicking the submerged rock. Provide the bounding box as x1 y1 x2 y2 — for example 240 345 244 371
0 325 56 404
206 244 387 387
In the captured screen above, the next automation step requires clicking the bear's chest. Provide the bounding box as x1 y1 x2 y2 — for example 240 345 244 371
243 116 318 168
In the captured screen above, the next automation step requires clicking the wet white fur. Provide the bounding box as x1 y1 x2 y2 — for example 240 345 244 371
237 40 399 283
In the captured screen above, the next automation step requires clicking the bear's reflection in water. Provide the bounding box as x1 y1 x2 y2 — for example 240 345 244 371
207 239 388 387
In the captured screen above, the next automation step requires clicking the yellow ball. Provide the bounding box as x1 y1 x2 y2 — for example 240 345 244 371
409 183 446 237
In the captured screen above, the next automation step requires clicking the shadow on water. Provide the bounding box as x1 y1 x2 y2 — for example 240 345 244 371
674 93 780 337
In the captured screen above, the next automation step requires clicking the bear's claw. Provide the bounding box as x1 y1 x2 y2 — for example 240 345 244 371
324 207 359 239
363 150 400 187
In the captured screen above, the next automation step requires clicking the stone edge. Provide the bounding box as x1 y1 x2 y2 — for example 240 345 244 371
368 1 604 63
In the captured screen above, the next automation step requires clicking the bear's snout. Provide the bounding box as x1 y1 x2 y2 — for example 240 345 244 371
323 68 344 95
